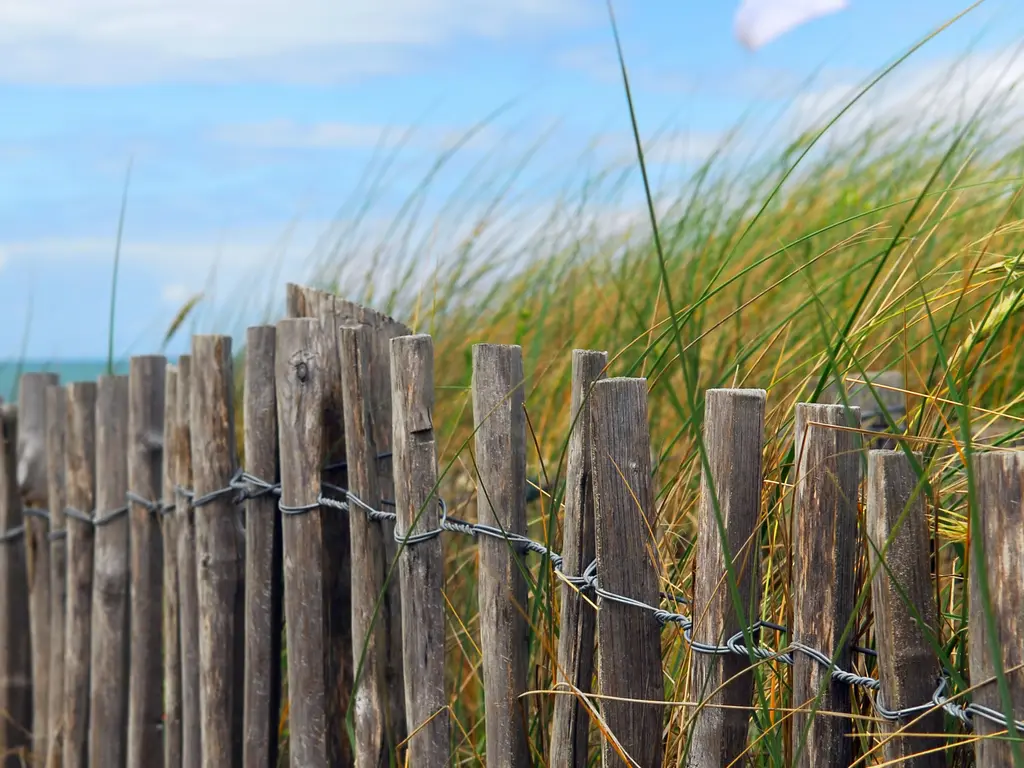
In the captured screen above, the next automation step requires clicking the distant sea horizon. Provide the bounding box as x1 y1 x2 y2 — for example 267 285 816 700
0 358 180 401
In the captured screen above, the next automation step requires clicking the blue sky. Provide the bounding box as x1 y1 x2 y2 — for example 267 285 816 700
1 0 1022 360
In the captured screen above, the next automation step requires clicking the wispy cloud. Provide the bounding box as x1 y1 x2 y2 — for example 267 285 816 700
209 119 500 153
786 47 1024 143
0 0 591 85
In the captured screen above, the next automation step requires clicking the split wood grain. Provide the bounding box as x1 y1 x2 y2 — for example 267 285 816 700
969 451 1024 768
791 403 860 768
276 317 329 768
390 334 450 766
687 389 766 768
19 372 58 759
191 336 245 767
590 377 664 768
550 349 607 768
175 354 202 768
128 356 167 768
89 375 131 767
242 326 283 768
0 404 32 767
45 385 68 768
63 383 98 768
866 449 944 767
471 343 531 768
162 366 183 768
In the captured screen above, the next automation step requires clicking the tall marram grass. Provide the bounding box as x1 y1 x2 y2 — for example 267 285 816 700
227 43 1024 767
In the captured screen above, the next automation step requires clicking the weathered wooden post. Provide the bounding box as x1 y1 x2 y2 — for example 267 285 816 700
0 404 32 766
127 356 167 767
191 336 245 767
391 334 450 765
45 384 68 768
175 354 202 768
686 388 766 768
64 382 98 768
340 323 396 766
550 349 606 768
866 449 944 766
591 377 664 767
19 372 58 759
276 317 329 768
88 374 131 766
242 326 283 768
162 366 183 768
287 284 364 765
472 343 531 768
970 451 1024 768
790 403 860 768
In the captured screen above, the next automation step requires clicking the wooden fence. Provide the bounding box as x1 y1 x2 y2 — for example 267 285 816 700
0 282 1021 767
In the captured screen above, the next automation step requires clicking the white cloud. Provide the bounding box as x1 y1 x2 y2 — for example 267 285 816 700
0 0 589 84
785 47 1024 145
209 119 500 153
161 283 196 305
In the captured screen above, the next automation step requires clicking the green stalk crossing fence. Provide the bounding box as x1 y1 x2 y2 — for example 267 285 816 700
0 282 1021 767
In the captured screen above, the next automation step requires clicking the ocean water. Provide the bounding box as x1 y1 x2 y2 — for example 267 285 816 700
0 360 133 402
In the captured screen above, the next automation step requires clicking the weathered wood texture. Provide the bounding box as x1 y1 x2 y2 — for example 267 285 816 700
128 356 167 768
791 403 860 768
275 317 329 768
390 334 450 766
88 375 131 767
63 383 98 768
287 282 410 760
191 336 245 767
175 354 202 768
687 388 766 768
471 343 531 768
242 326 283 768
969 451 1024 768
866 450 944 767
45 385 68 768
162 366 183 768
550 349 607 768
340 324 400 767
590 377 665 768
0 405 32 766
286 285 353 765
19 372 58 759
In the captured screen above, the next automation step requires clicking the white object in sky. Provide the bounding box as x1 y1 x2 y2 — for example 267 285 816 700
734 0 849 50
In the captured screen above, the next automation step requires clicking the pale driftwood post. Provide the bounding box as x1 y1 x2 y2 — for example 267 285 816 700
866 450 944 766
970 451 1024 768
276 317 329 768
340 323 399 766
472 343 531 768
45 385 68 768
242 326 283 768
128 356 167 767
191 336 245 768
550 349 606 768
175 354 202 768
391 334 450 765
0 405 32 766
64 382 98 768
19 372 58 759
89 374 131 767
686 388 766 768
162 366 183 768
591 378 664 767
791 403 860 768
